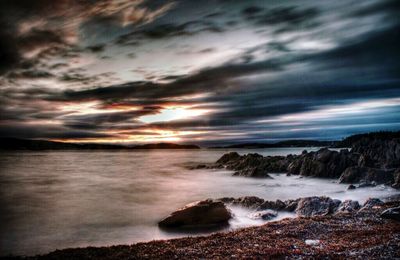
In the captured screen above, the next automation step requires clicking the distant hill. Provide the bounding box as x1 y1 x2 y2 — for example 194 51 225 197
335 131 400 148
0 138 200 150
132 143 200 149
212 140 336 149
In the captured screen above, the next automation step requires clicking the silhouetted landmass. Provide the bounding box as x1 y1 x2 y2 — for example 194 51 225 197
212 140 336 148
335 131 400 148
0 138 200 150
132 143 200 149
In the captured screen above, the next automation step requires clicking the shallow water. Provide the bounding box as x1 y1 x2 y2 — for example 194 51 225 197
0 148 398 256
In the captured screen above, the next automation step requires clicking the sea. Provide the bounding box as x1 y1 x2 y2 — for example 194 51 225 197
0 148 398 256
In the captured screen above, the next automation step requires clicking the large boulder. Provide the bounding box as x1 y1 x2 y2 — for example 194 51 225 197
339 166 394 184
295 196 341 217
158 200 232 228
288 148 358 178
351 138 400 168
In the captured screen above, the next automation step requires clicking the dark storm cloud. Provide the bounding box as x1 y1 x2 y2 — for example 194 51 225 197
6 70 54 79
0 0 173 75
115 20 225 45
0 124 116 140
49 58 282 102
311 24 400 71
349 0 400 17
86 44 106 53
241 5 320 32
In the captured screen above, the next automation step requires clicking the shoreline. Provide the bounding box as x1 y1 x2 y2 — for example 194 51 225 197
7 199 399 259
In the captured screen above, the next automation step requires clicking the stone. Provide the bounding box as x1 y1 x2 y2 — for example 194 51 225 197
339 166 394 184
216 152 240 164
392 169 400 189
337 200 360 213
258 200 286 211
295 196 341 217
249 210 277 220
347 184 356 190
158 199 232 228
360 198 383 211
381 206 400 221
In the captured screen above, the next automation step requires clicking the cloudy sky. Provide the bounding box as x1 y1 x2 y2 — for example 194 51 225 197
0 0 399 145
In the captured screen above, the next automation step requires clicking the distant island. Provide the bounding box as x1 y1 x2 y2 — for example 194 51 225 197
0 138 200 150
2 131 400 150
212 140 336 148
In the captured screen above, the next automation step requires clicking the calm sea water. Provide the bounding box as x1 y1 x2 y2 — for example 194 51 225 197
0 148 399 256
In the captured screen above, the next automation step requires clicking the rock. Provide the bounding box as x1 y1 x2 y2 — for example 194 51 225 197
216 152 295 177
305 239 320 246
358 154 375 167
347 184 356 190
339 166 394 184
258 199 286 211
219 196 265 208
381 206 400 221
158 199 231 228
360 198 383 211
283 199 300 212
351 138 400 168
295 196 341 217
288 148 359 178
216 152 240 164
249 210 277 220
358 182 377 188
337 200 360 213
392 169 400 189
339 166 365 183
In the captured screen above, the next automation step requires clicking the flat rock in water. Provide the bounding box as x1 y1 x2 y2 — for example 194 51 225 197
158 199 232 228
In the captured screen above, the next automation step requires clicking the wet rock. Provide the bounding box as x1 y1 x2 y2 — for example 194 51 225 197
347 184 356 190
295 196 341 217
219 196 265 208
337 200 360 213
283 199 300 212
215 152 295 177
288 148 358 178
258 199 286 211
339 166 394 184
358 154 375 167
392 169 400 189
381 206 400 221
351 138 400 168
158 199 231 228
216 152 240 165
249 210 277 220
358 182 377 188
360 198 383 211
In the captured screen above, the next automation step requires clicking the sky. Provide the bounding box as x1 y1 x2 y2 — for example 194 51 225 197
0 0 399 145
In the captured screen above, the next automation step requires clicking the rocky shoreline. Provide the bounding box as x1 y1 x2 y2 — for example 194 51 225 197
6 198 400 259
193 136 400 189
